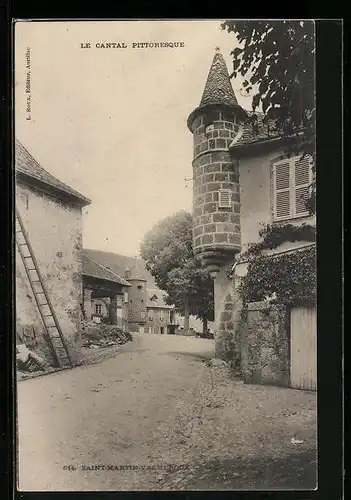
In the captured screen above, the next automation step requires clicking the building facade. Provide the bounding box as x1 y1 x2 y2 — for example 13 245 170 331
146 289 176 335
188 50 315 361
82 252 130 330
15 139 91 365
82 249 176 334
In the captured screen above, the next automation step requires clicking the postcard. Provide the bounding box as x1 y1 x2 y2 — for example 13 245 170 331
14 19 317 491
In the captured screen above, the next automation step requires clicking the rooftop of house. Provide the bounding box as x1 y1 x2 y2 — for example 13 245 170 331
82 254 131 287
231 111 280 149
82 248 157 288
147 289 174 309
15 139 91 206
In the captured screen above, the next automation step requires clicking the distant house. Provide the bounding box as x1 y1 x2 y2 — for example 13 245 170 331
15 139 91 365
81 253 131 330
146 289 177 335
82 249 177 334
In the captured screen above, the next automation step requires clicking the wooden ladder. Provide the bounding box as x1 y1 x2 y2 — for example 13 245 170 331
15 210 73 368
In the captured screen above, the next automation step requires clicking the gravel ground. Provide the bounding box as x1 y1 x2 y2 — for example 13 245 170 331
16 333 317 491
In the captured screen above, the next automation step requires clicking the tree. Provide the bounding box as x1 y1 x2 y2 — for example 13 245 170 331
221 20 316 212
140 210 214 333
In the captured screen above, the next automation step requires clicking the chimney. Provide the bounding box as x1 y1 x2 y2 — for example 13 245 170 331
125 267 131 279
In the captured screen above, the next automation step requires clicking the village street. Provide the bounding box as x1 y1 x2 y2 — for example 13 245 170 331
17 333 317 491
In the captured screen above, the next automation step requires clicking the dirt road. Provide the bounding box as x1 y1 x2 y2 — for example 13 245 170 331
17 333 317 491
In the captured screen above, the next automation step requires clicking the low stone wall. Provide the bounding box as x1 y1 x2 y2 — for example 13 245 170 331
240 301 290 387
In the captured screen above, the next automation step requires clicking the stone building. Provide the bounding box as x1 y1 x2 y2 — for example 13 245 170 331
15 139 91 365
82 249 177 334
188 50 316 363
146 289 176 335
82 253 130 330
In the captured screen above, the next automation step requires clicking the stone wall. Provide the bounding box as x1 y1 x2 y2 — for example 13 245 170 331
213 265 242 367
240 301 290 387
16 183 83 365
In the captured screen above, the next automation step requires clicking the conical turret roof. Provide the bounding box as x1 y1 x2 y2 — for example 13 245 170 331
199 50 238 107
187 49 247 131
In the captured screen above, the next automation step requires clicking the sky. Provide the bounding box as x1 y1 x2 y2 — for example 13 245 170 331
15 20 252 257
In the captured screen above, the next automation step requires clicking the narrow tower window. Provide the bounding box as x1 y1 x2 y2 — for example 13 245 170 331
218 189 232 209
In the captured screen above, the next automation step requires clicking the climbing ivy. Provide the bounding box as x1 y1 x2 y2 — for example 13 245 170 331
238 223 316 306
242 223 316 259
238 246 316 306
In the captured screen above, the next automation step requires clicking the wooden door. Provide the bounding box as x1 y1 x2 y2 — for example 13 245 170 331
290 307 317 390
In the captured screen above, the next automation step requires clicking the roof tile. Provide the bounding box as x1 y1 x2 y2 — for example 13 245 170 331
147 289 174 309
82 249 156 287
200 51 239 107
15 139 91 205
232 111 280 148
82 254 131 287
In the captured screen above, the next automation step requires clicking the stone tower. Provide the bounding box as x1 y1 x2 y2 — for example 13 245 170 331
187 49 247 361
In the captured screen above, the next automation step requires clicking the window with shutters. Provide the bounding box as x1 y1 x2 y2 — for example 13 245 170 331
273 155 312 221
218 189 232 209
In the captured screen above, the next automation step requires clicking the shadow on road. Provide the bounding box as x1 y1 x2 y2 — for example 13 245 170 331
164 451 317 491
159 351 213 362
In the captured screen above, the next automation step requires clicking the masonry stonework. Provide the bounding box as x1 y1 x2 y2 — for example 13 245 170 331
240 301 290 386
213 264 243 365
191 110 241 261
127 279 147 332
188 50 247 361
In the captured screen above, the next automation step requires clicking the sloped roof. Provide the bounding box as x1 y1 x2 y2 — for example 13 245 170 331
188 50 247 130
200 51 239 108
15 139 91 205
230 111 281 149
82 254 131 287
147 288 174 309
82 248 157 287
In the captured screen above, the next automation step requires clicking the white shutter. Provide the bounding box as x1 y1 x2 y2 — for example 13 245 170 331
218 189 232 208
294 156 311 215
274 162 291 220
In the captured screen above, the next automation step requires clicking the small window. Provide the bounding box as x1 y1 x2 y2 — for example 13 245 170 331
95 303 102 315
205 124 214 134
218 189 232 209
